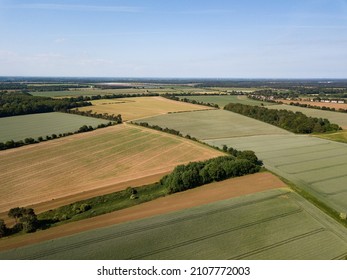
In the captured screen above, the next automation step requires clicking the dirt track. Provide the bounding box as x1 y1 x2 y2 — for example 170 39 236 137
0 172 286 252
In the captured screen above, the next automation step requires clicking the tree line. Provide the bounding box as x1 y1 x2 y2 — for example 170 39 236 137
288 102 347 113
224 103 341 133
0 91 91 117
66 108 122 122
162 94 220 108
0 121 116 151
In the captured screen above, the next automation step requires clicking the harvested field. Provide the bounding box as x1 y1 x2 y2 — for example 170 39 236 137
182 95 274 107
267 104 347 129
139 110 290 140
278 99 347 110
0 124 222 213
78 96 211 121
0 172 285 253
206 134 347 213
2 188 347 259
0 112 108 142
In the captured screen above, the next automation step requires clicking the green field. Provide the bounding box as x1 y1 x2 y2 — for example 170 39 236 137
267 104 347 129
138 110 290 140
0 112 109 142
206 134 347 214
1 188 346 260
316 130 347 144
182 95 274 107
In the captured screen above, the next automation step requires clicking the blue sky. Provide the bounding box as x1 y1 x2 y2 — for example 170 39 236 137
0 0 347 78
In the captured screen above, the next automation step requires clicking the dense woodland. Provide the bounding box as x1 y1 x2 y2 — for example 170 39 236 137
224 103 341 133
0 91 91 117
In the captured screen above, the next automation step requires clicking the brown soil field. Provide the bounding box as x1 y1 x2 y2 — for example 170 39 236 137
0 172 168 226
278 99 347 110
0 124 222 214
78 96 213 121
0 172 286 252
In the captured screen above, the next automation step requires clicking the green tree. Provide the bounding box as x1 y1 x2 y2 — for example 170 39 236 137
0 219 7 238
8 207 24 223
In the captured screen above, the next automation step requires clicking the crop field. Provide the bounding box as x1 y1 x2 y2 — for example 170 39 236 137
267 104 347 129
182 95 275 107
139 110 290 140
206 134 347 213
0 124 222 213
78 96 211 121
278 99 347 111
1 188 347 259
0 172 286 252
316 130 347 144
30 86 218 98
0 112 109 142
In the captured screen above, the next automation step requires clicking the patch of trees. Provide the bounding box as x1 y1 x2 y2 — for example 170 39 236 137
160 152 262 194
0 121 116 151
28 84 89 92
224 103 341 134
0 83 28 90
249 89 299 100
0 207 39 238
0 91 91 117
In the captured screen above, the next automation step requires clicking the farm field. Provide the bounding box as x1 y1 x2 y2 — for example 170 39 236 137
316 130 347 144
30 88 149 97
0 112 109 142
0 172 286 253
206 134 347 214
267 104 347 129
30 86 219 98
182 95 275 107
1 188 347 259
278 99 347 110
0 124 223 213
78 96 211 121
139 109 290 140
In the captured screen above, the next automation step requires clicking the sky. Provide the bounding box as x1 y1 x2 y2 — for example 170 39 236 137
0 0 347 78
